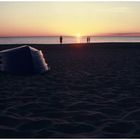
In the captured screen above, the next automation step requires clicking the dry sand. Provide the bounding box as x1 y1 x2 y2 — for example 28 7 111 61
0 43 140 138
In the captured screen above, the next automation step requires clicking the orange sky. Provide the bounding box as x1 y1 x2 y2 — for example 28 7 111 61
0 1 140 37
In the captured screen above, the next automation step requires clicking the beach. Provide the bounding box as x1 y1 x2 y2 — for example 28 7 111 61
0 42 140 138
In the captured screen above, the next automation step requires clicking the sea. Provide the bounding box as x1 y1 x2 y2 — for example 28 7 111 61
0 36 140 44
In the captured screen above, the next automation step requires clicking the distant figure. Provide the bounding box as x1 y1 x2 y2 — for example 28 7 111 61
60 36 63 44
87 37 88 43
88 36 90 43
87 36 90 43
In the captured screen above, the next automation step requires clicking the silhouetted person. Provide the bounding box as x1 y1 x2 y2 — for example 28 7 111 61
88 36 90 43
60 36 63 44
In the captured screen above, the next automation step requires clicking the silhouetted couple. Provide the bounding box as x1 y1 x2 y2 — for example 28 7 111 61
87 36 90 43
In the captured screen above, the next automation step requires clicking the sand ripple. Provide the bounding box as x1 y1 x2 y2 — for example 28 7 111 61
1 45 140 137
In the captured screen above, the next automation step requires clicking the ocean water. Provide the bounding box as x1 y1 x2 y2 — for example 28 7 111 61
0 36 140 44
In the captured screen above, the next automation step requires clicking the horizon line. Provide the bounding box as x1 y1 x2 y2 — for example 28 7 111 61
0 32 140 38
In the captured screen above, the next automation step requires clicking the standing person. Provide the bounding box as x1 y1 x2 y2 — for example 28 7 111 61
87 36 89 43
87 36 88 43
60 36 63 44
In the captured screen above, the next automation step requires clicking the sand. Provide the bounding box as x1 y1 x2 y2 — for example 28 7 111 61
0 43 140 138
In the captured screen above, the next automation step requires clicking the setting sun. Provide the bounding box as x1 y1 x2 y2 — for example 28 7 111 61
76 33 81 43
76 33 81 38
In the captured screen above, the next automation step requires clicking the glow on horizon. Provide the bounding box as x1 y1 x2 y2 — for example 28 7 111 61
0 2 140 37
76 33 82 38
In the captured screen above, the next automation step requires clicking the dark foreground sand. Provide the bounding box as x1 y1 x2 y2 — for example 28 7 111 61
0 43 140 138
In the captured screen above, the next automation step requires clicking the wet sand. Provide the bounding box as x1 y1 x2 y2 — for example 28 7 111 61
0 43 140 138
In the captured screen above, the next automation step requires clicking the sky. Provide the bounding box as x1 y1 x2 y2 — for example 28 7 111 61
0 1 140 37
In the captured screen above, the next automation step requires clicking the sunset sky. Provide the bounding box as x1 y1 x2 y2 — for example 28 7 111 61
0 1 140 37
